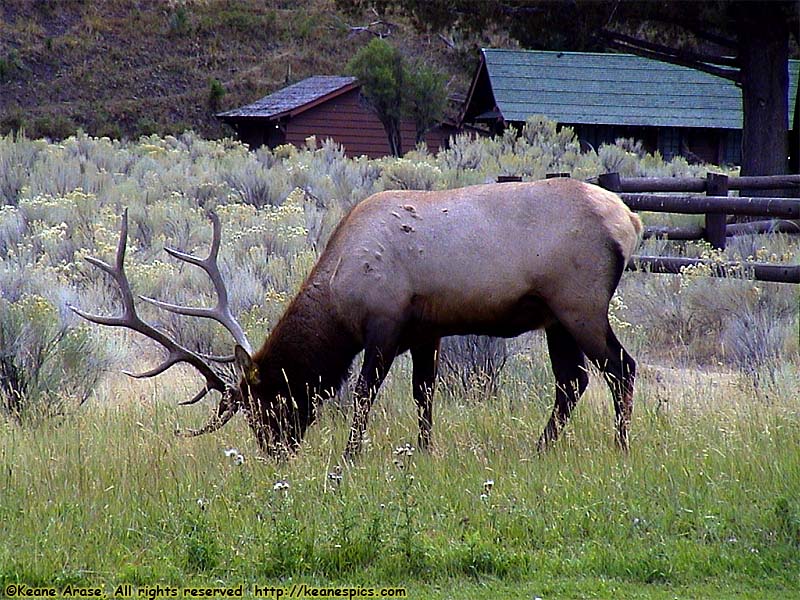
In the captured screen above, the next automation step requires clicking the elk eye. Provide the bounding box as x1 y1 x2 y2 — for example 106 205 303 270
245 366 260 385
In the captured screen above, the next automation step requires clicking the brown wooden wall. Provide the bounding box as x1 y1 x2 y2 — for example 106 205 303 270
284 88 451 158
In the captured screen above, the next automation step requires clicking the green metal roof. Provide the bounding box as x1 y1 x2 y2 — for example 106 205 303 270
480 49 799 130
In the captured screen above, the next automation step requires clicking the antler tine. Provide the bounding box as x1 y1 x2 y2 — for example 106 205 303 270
179 387 211 406
142 212 253 355
197 351 236 363
176 406 236 437
68 210 229 396
77 210 132 302
122 353 182 379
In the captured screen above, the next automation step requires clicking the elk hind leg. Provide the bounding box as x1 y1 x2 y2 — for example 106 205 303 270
594 326 636 451
411 338 440 451
537 321 589 452
551 308 636 451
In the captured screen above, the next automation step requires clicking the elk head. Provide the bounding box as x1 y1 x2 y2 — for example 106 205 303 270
70 210 259 445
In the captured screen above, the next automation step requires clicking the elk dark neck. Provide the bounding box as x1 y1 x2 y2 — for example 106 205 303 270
253 282 359 414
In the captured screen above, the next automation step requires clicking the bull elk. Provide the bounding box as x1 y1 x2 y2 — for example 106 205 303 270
71 179 642 460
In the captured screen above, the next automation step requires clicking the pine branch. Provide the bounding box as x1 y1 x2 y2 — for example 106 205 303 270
601 30 741 83
602 30 739 67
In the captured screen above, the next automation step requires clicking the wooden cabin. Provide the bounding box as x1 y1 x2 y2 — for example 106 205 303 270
217 76 456 158
462 49 800 166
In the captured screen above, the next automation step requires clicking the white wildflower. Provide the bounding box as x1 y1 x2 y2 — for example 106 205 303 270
328 465 343 486
393 443 415 457
223 448 245 466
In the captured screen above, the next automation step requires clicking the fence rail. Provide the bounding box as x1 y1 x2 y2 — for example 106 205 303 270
619 194 800 218
627 256 800 284
498 173 800 284
644 220 800 240
597 173 800 193
595 172 800 284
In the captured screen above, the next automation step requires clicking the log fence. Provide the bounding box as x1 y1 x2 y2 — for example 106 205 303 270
497 173 800 284
596 172 800 284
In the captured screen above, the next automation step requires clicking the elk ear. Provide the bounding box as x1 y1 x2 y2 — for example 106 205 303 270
234 344 260 385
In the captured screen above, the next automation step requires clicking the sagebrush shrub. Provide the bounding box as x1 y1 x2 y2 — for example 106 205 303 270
439 335 510 398
0 292 112 422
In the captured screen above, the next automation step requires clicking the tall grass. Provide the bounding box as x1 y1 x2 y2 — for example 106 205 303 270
1 362 799 595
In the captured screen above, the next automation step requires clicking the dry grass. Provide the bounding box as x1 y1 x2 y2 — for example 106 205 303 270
0 0 469 139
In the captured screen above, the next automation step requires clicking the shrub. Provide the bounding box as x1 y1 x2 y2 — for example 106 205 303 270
0 292 112 423
167 6 192 37
620 239 797 373
439 335 510 398
135 118 161 137
0 127 795 428
208 79 226 112
31 114 78 141
0 50 24 83
221 158 290 207
377 156 443 191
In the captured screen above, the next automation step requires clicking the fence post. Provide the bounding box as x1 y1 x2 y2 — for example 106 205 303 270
597 172 622 192
705 173 728 249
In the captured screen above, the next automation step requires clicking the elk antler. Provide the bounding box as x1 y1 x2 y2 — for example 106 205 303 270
139 212 253 355
69 209 248 434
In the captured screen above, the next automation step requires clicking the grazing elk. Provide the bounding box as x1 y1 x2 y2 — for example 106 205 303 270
71 179 642 461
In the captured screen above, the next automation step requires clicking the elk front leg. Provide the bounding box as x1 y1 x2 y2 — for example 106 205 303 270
343 325 398 462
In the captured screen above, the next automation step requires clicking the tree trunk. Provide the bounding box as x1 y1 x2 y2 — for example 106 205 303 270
381 117 403 157
737 4 789 178
791 74 799 175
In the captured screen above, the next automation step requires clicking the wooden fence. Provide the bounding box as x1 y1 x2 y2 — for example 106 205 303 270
596 172 800 284
497 173 800 284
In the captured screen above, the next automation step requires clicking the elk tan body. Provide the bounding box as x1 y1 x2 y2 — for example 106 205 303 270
325 179 641 343
73 178 642 461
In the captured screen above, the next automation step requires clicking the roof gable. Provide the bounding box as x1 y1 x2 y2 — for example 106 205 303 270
217 76 359 119
471 49 799 130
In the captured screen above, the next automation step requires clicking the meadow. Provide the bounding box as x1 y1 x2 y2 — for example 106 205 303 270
1 123 798 598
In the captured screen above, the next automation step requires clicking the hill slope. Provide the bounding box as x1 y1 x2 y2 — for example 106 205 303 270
0 0 471 140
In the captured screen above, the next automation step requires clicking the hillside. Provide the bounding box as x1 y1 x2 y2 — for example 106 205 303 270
0 0 478 140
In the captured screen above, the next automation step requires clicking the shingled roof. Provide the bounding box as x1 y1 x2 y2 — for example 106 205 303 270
217 76 359 119
465 49 799 130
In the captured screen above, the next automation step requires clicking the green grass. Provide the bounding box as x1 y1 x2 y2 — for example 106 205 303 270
1 357 799 598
